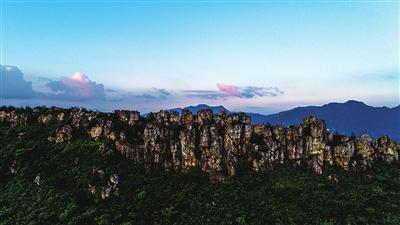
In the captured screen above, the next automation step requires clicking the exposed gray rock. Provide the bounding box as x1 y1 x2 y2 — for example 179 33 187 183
9 160 17 174
54 125 73 143
116 110 140 126
33 174 43 186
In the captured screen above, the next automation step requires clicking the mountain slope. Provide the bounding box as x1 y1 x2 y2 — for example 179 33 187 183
1 106 400 224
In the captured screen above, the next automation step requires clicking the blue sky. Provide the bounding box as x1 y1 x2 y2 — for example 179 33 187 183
1 1 399 114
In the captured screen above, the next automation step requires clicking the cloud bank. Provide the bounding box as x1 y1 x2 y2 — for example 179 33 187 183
186 83 284 100
0 65 36 98
240 86 284 98
0 65 285 112
184 90 225 100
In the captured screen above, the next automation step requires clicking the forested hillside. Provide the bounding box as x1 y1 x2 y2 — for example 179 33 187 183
0 106 399 224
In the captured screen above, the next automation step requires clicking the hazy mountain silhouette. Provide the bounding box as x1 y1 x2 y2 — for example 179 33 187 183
261 100 400 140
169 104 230 116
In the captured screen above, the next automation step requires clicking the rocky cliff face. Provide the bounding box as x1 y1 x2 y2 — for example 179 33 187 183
1 107 399 181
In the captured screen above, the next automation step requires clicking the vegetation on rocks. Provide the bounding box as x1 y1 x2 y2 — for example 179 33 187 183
0 106 399 224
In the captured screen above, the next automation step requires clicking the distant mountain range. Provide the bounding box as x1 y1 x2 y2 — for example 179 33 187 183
169 104 230 115
170 100 400 140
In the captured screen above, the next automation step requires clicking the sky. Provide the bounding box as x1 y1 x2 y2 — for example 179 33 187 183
0 0 399 114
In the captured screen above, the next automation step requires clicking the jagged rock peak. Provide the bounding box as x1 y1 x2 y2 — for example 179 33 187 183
0 106 398 181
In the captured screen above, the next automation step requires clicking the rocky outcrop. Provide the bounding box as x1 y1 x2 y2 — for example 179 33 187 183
33 173 43 186
37 114 53 125
54 125 73 143
198 110 224 180
0 110 27 126
115 110 140 126
86 168 120 200
101 173 120 200
143 110 179 170
1 107 399 181
334 142 355 171
373 136 399 164
301 117 332 174
180 109 198 171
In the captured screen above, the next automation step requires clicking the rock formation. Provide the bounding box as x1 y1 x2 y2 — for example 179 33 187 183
0 106 398 181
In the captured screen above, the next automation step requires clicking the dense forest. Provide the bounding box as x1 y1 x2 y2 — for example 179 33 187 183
0 106 399 224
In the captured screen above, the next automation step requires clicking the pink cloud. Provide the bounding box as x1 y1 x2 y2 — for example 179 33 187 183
216 83 240 97
62 72 94 97
47 72 105 100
